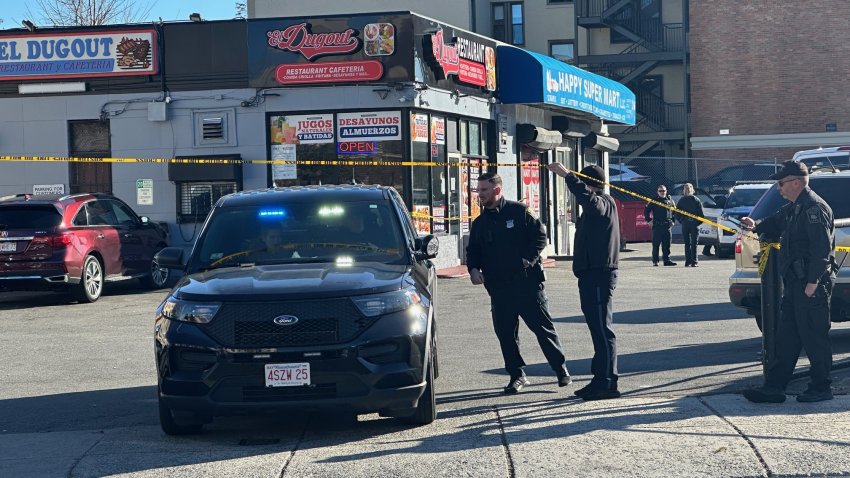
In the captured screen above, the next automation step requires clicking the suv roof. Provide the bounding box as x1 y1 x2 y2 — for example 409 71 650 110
792 146 850 159
730 182 772 189
0 192 111 206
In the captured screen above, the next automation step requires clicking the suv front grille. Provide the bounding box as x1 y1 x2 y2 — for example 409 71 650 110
201 299 376 347
242 384 337 402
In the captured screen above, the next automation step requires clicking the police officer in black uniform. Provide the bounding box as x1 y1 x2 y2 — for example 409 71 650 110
467 172 570 394
644 185 677 266
741 160 836 403
548 163 621 400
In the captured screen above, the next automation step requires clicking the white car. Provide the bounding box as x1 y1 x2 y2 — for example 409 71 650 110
608 164 650 182
715 182 772 258
792 146 850 170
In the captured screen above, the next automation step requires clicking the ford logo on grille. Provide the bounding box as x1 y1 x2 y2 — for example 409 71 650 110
273 315 299 326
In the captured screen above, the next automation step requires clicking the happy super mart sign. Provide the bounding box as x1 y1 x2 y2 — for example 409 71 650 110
0 30 158 81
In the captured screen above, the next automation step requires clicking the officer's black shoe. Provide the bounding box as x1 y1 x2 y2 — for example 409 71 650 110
573 383 597 397
684 262 692 267
703 251 714 257
581 388 621 401
796 388 833 403
653 262 659 266
556 367 572 387
691 263 699 267
663 261 677 266
743 387 786 403
504 376 530 394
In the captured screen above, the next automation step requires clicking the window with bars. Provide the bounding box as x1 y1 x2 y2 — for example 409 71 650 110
177 181 238 223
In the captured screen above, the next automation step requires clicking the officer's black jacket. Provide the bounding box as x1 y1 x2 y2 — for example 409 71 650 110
466 197 547 283
565 173 619 275
644 195 676 227
755 186 835 283
675 195 705 226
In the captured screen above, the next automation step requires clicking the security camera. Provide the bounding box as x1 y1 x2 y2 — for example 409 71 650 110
164 96 172 104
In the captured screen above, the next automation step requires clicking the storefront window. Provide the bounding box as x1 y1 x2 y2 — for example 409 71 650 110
430 116 447 234
268 111 405 198
411 112 431 234
469 122 481 156
460 120 468 155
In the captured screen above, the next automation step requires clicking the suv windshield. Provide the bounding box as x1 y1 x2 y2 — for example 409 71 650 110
750 178 850 220
192 199 407 270
726 188 768 208
0 206 62 229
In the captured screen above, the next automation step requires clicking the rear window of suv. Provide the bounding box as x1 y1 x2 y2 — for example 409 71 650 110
0 206 62 229
750 177 850 220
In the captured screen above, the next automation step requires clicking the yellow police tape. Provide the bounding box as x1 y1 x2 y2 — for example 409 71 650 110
3 154 849 256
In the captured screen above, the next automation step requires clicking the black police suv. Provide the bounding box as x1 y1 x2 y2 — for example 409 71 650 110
154 186 439 435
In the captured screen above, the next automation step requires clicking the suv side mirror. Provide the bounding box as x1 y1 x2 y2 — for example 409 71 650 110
414 234 439 260
155 247 185 269
714 196 727 209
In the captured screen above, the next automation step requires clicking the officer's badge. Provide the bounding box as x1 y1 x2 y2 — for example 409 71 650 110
807 207 822 224
506 219 515 229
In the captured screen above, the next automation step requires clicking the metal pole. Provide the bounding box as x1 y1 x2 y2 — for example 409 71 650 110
760 243 782 373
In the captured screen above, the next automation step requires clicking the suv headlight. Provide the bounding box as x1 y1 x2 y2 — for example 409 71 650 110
352 287 422 317
159 297 221 323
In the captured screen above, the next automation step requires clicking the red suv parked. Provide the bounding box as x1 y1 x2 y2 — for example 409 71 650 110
0 193 170 302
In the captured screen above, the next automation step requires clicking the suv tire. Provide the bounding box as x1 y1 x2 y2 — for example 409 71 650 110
401 337 437 426
159 395 204 435
141 250 170 289
75 255 103 303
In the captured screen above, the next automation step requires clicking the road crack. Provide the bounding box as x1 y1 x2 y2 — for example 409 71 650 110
697 396 773 477
278 417 310 478
66 430 106 478
493 405 516 478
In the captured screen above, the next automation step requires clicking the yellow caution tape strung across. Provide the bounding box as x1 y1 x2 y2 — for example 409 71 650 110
3 154 850 255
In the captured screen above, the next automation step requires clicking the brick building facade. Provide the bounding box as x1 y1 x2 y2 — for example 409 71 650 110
689 0 850 159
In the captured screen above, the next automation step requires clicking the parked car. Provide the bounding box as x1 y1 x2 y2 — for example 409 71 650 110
669 184 723 249
608 163 651 182
0 193 170 302
729 171 850 330
792 146 850 171
715 181 772 258
698 163 782 195
153 185 440 434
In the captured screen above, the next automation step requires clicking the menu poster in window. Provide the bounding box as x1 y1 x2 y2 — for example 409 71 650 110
430 116 445 145
271 114 334 144
413 205 431 235
411 113 429 143
432 206 446 233
337 111 401 142
521 159 541 217
271 144 297 180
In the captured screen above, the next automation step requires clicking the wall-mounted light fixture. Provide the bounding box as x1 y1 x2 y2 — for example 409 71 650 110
22 20 36 31
19 82 87 94
189 13 203 22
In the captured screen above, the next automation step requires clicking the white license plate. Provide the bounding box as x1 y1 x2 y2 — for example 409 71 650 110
264 363 310 387
0 242 16 252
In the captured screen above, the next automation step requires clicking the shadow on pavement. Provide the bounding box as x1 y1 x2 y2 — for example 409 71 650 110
553 302 750 325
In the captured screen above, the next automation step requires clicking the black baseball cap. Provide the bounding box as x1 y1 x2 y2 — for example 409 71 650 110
579 165 606 184
770 160 808 180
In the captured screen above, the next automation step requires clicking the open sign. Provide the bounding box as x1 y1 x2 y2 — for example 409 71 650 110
337 141 377 154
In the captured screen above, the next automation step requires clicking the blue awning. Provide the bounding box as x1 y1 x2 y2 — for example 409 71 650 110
496 46 636 126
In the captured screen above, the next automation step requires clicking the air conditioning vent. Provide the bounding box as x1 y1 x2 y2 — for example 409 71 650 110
202 117 224 140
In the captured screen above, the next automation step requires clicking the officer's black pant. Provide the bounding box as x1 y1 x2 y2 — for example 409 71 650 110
765 278 833 391
487 278 566 379
682 223 699 265
577 269 619 390
651 225 672 263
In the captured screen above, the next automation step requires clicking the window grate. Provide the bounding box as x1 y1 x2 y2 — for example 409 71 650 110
177 181 237 223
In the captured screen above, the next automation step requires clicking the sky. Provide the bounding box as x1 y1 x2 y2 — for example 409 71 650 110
0 0 241 28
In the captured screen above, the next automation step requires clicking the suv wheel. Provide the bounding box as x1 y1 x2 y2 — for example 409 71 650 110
141 251 170 289
159 395 204 435
401 339 437 426
75 255 103 303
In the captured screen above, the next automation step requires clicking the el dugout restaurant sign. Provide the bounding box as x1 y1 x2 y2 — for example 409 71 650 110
0 30 157 80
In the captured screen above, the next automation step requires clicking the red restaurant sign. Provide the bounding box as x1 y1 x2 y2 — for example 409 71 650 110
275 60 384 84
428 29 495 90
267 23 360 60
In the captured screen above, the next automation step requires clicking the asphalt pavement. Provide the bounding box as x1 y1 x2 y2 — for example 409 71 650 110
1 242 848 477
